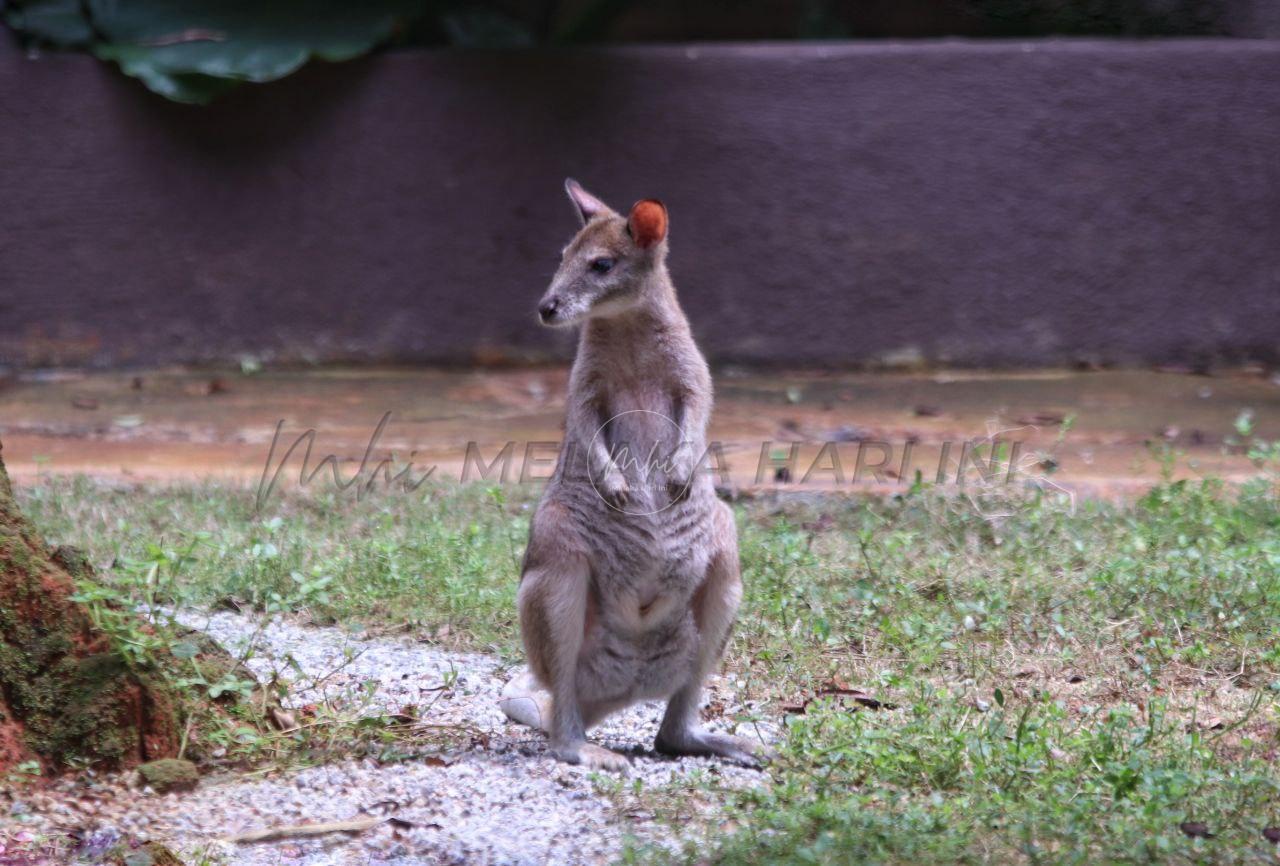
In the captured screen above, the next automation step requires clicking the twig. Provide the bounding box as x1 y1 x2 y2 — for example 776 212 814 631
226 816 387 844
176 713 195 761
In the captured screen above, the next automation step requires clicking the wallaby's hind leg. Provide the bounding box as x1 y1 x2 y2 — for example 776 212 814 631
655 504 768 767
516 548 630 772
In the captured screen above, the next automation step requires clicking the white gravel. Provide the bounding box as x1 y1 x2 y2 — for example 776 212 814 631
5 610 775 865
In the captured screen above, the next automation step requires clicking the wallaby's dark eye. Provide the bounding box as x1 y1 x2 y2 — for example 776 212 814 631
590 258 615 274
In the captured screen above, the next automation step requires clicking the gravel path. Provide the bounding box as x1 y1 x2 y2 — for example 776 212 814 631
5 610 774 865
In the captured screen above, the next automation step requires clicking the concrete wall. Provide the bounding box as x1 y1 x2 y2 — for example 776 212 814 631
1 39 1278 369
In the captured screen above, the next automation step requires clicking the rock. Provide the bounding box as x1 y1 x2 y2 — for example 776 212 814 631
109 840 186 866
137 759 199 793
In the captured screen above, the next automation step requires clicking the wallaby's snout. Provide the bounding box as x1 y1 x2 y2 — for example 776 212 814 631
538 296 561 324
536 178 668 328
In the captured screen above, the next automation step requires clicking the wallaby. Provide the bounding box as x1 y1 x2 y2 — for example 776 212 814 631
498 179 763 771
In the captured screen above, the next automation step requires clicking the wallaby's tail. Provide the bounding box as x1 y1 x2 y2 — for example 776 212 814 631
499 667 552 732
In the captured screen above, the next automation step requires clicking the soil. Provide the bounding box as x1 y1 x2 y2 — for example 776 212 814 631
0 440 181 774
0 366 1276 498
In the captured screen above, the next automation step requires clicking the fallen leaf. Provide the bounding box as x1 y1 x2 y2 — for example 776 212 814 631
818 681 898 710
388 705 417 726
214 596 247 613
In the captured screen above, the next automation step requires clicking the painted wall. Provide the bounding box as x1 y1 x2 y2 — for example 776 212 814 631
1 40 1277 368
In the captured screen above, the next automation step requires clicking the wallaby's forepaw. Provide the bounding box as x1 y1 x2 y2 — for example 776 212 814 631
655 731 771 769
553 741 631 772
666 474 692 502
598 473 631 509
665 449 698 502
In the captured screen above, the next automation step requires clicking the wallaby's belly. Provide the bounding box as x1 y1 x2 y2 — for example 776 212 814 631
575 500 717 704
542 459 719 705
579 605 699 704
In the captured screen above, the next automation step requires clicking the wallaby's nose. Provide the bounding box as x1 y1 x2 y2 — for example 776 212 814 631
538 298 559 323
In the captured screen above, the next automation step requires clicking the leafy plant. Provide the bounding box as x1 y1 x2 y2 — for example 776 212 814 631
5 0 430 103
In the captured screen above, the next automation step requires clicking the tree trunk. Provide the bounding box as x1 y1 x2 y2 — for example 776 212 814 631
0 437 180 772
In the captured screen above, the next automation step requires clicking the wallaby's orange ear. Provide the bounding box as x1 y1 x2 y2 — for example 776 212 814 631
628 199 667 250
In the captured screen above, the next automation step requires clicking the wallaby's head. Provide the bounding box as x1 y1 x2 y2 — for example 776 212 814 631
537 178 669 327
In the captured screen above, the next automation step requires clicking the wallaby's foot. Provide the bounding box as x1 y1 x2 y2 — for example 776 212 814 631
552 741 631 772
654 730 770 768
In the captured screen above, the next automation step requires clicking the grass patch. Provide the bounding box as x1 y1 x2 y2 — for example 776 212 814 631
20 477 528 651
15 474 1280 862
658 689 1279 865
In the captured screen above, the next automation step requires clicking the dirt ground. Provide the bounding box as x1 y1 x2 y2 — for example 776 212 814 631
1 366 1277 497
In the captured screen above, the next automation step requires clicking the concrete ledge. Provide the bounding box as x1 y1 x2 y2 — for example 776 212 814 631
1 41 1278 367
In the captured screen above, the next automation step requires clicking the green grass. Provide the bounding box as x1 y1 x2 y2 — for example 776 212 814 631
20 477 529 651
661 690 1280 865
16 474 1280 863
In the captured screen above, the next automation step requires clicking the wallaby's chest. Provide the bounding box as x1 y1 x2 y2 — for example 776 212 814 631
591 361 685 459
600 381 675 417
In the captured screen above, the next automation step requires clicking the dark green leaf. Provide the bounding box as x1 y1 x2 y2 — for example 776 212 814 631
12 0 431 103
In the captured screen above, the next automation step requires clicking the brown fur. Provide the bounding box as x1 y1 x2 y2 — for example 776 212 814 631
498 180 766 771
